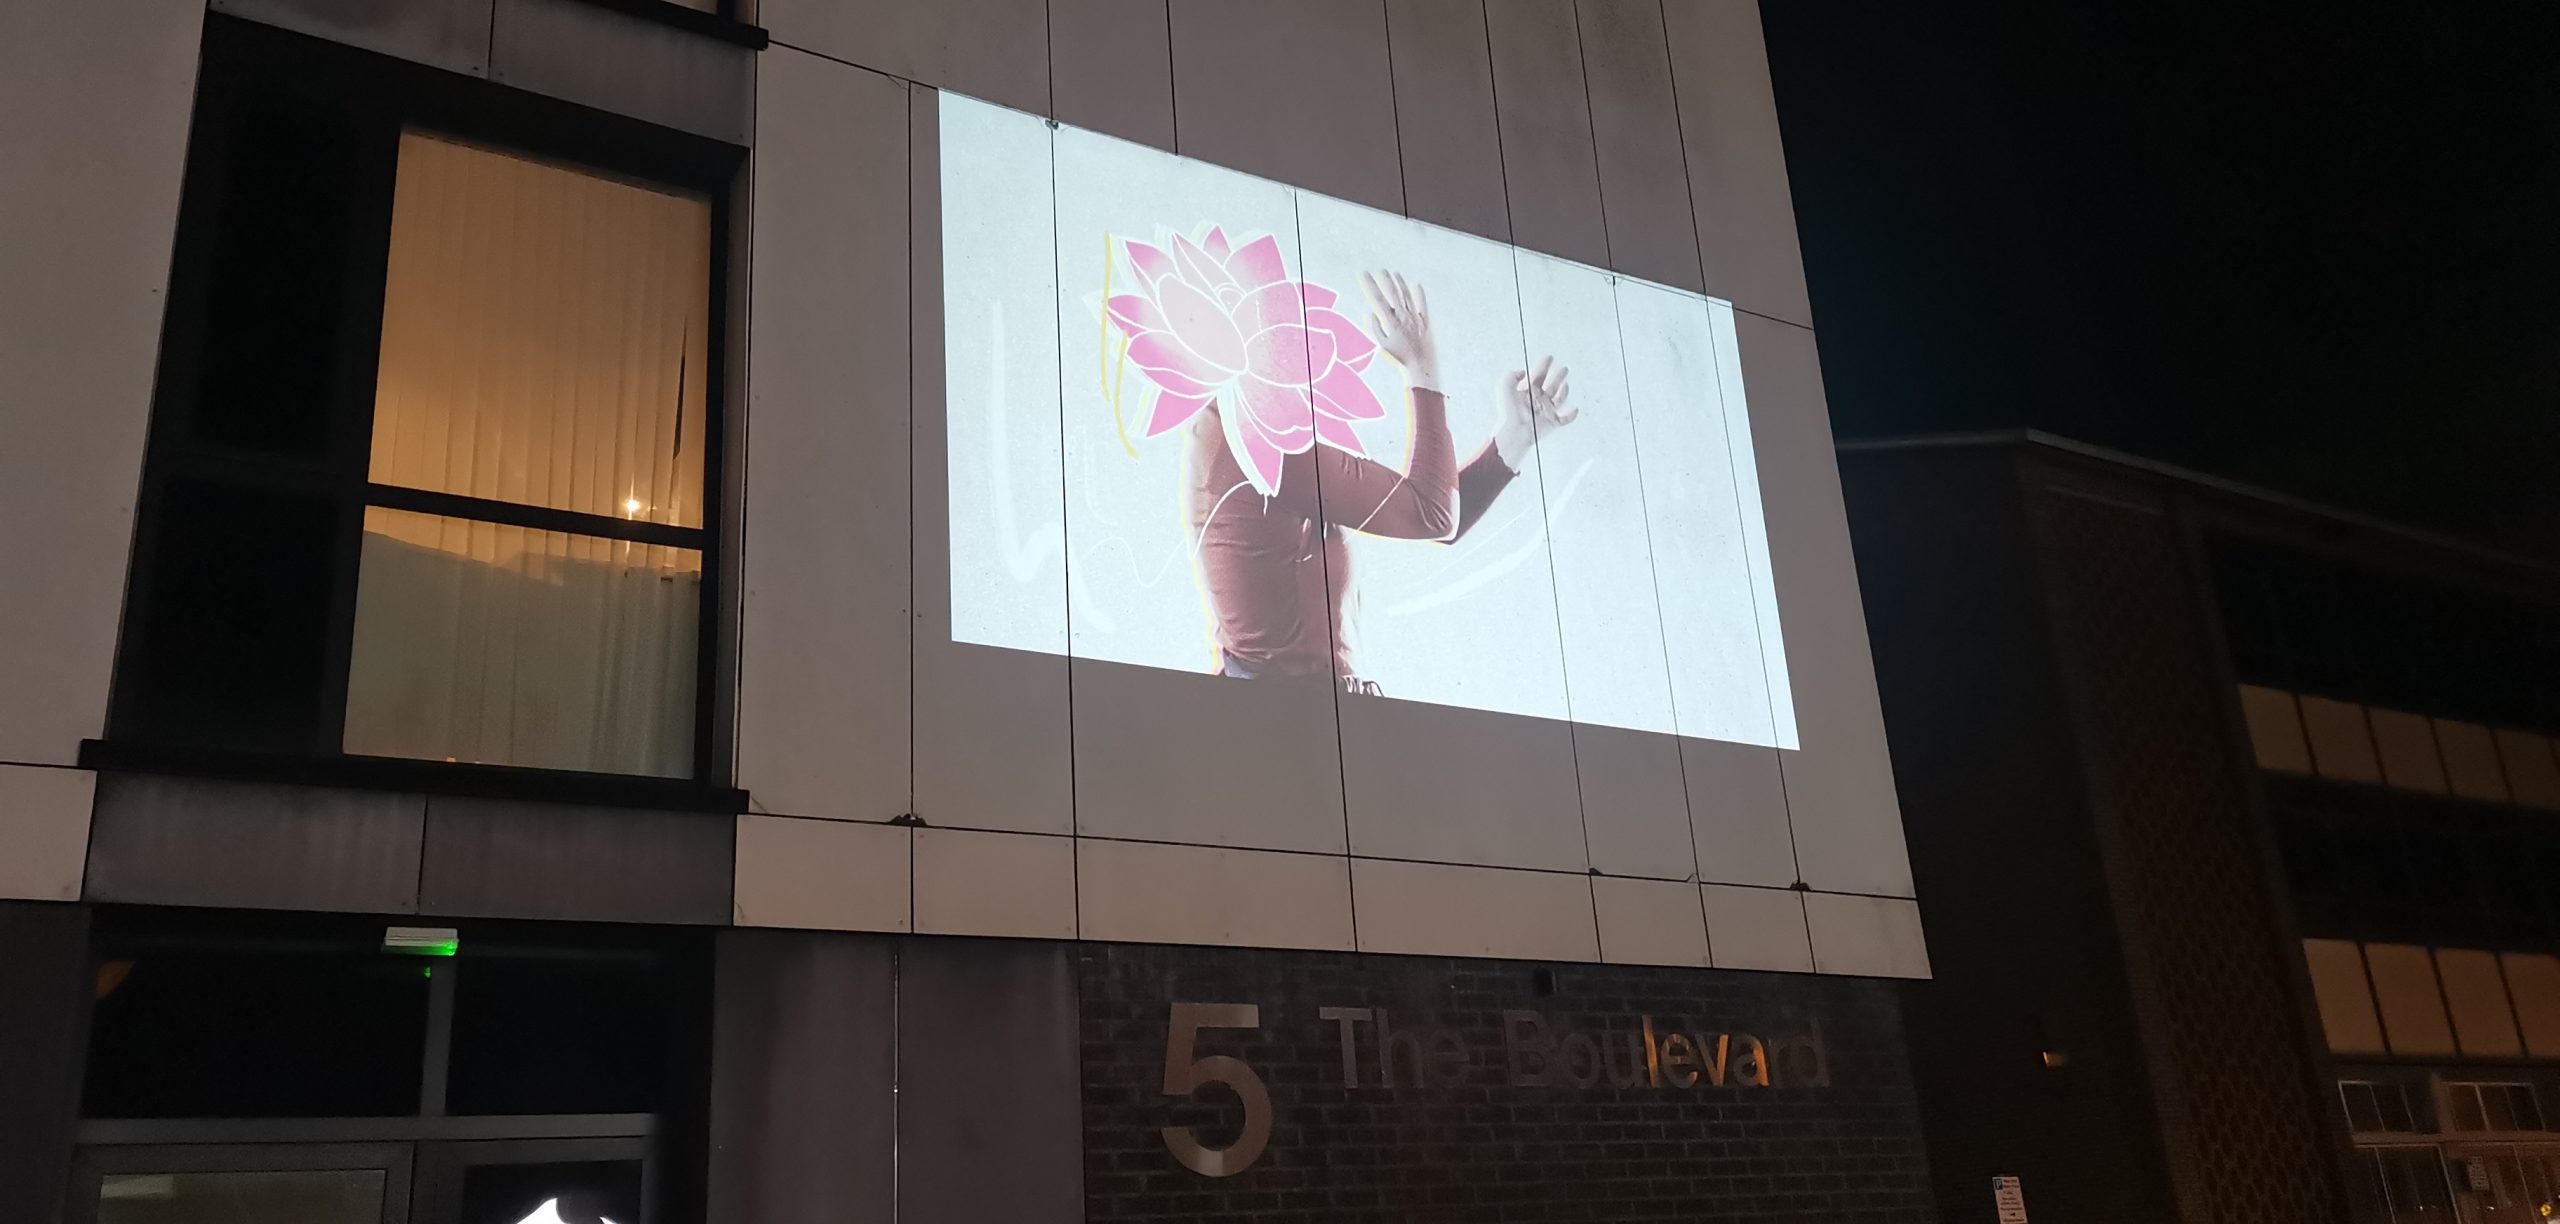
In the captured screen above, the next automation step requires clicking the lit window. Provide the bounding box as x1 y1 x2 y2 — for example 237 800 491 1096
343 133 712 778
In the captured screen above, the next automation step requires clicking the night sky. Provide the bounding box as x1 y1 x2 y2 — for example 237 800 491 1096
1760 3 2560 561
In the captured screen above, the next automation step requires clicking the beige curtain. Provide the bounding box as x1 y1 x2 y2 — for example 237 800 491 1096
369 131 709 528
344 133 711 777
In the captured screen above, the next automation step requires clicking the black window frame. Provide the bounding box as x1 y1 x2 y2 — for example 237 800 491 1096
97 15 746 810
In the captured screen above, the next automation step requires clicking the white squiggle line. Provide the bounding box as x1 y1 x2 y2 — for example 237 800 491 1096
986 305 1065 584
1377 457 1594 617
1071 478 1253 591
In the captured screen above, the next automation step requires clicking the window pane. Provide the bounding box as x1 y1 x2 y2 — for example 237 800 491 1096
2344 1082 2386 1133
2449 1084 2490 1132
2511 1085 2545 1131
2378 1083 2418 1133
2483 1084 2519 1132
371 132 710 529
344 508 700 776
117 479 340 752
2349 1150 2392 1224
460 1160 640 1224
84 947 428 1118
447 956 679 1116
99 1169 385 1224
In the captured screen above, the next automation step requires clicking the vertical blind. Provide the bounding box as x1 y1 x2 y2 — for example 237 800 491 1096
344 133 711 777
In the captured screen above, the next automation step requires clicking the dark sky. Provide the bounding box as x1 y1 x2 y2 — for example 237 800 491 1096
1759 3 2560 560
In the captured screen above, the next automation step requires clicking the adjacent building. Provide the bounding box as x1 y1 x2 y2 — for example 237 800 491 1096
2 2 1933 1223
1849 432 2560 1224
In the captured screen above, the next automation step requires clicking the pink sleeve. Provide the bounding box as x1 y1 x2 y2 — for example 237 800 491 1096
1268 389 1461 540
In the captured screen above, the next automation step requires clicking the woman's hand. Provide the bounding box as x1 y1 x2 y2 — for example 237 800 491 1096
1493 355 1578 471
1361 270 1440 394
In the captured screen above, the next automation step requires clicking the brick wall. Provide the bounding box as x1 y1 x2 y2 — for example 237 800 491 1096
1079 943 1933 1223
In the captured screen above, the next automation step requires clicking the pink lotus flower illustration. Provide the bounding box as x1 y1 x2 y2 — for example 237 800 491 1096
1103 225 1385 496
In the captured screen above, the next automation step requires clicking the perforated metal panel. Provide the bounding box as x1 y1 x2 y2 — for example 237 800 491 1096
2034 484 2346 1224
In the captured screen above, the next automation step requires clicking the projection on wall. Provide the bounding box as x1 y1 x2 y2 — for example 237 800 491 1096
941 92 1797 749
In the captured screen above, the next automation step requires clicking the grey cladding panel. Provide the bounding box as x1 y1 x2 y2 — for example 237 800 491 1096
896 939 1083 1224
1051 0 1176 151
1484 0 1609 267
1576 0 1702 290
491 0 753 145
211 0 493 76
1169 0 1404 210
707 930 897 1224
1385 0 1511 240
85 775 424 913
418 796 731 924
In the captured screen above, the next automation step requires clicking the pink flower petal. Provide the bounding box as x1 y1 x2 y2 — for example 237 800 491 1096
1123 240 1177 291
1302 283 1337 309
1313 363 1388 422
1313 412 1366 454
1155 277 1247 373
1245 324 1314 389
1142 390 1214 437
1235 282 1307 336
1306 306 1375 368
1173 231 1237 291
1203 226 1231 262
1107 294 1166 338
1126 334 1218 395
1237 374 1315 441
1226 234 1289 289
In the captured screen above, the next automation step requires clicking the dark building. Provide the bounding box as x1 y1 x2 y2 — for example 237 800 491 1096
1847 431 2560 1224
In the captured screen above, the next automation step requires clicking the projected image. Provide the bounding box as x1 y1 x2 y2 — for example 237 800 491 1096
941 92 1795 749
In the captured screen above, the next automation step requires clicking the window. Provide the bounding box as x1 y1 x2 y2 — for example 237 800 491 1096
2342 1080 2422 1135
108 18 736 786
2442 1081 2546 1134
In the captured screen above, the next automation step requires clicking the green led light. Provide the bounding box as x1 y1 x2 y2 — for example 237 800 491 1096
382 927 461 957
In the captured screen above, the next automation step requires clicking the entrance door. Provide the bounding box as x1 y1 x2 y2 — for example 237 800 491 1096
67 1143 413 1224
2443 1144 2560 1224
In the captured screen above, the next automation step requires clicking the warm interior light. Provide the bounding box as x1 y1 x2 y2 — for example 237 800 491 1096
624 498 644 514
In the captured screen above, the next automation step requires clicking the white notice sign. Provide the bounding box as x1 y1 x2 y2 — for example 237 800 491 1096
1992 1175 2028 1224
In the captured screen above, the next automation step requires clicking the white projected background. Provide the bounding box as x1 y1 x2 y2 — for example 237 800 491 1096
940 92 1796 750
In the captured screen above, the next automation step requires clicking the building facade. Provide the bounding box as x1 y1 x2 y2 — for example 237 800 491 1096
1 2 1932 1222
1847 433 2560 1224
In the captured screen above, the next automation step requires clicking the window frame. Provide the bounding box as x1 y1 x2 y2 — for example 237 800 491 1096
102 16 745 806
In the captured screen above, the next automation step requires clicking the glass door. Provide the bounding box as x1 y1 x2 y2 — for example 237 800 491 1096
2443 1143 2560 1224
69 1143 412 1224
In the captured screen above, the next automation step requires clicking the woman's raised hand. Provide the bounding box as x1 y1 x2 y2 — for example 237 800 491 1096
1361 270 1440 394
1493 355 1578 471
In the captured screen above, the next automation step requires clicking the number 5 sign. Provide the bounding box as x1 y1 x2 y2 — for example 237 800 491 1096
1160 1002 1273 1176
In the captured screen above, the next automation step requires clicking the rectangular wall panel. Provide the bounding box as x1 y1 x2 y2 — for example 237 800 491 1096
913 826 1077 940
1732 314 1910 897
0 765 93 903
1168 0 1404 211
1573 723 1693 879
1483 0 1609 268
1575 0 1704 291
1050 1 1175 151
738 54 914 823
707 930 896 1224
0 0 202 767
757 0 1049 116
1384 0 1512 241
1592 874 1710 967
920 91 1075 833
1353 857 1599 961
1661 0 1812 325
1079 839 1356 951
1804 892 1930 980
